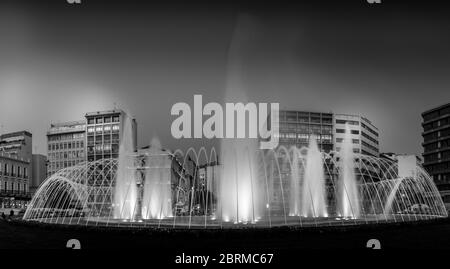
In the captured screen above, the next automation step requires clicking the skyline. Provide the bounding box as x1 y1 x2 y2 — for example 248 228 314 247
1 1 450 156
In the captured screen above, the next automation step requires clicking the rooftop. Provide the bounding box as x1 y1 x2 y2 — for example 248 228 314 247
422 102 450 116
85 109 125 118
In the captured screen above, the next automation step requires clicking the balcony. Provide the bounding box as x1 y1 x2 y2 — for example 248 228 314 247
0 190 32 199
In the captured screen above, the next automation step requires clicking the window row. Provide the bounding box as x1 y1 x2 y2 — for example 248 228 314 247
0 181 28 192
87 124 120 134
335 129 360 135
0 163 28 178
49 160 83 171
335 119 359 125
87 115 120 125
48 133 85 142
49 150 85 160
49 141 84 151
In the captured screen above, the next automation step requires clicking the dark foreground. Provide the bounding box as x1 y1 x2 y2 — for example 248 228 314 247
1 217 450 250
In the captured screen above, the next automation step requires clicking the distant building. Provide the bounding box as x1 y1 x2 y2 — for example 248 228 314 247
31 154 47 194
47 120 86 176
85 110 137 162
268 110 334 214
334 114 379 157
196 162 220 215
422 103 450 206
0 131 33 160
0 131 33 210
380 152 423 164
277 110 334 152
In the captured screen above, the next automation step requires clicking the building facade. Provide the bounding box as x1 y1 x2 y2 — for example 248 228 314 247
422 103 450 206
0 131 32 159
334 114 379 157
269 110 334 214
277 110 334 152
47 121 86 176
0 131 33 211
31 154 47 194
85 110 137 162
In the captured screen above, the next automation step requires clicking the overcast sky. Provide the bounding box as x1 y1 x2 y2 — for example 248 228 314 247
1 0 450 156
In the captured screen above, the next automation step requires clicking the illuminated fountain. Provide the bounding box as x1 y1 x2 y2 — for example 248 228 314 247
22 14 448 228
23 114 449 229
338 124 361 219
219 138 262 223
113 116 138 220
301 135 328 218
141 137 173 220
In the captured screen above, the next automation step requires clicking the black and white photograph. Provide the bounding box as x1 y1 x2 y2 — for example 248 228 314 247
0 0 450 260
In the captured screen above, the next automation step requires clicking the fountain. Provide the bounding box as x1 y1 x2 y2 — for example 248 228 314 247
113 115 138 220
338 124 361 219
289 147 301 216
141 137 173 220
301 135 328 218
21 14 448 228
24 136 448 228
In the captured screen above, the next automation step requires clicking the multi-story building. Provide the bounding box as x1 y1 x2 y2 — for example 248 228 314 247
269 110 334 214
0 131 33 211
334 114 379 157
85 109 137 162
47 121 86 176
277 110 334 152
422 103 450 206
0 131 33 159
31 154 47 194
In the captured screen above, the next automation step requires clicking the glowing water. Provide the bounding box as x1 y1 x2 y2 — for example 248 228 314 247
289 147 301 216
220 139 261 223
141 137 173 219
338 124 361 218
113 116 138 219
301 136 328 217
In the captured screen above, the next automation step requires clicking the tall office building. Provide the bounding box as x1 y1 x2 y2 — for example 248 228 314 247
47 121 86 176
334 114 379 157
422 103 450 205
277 110 334 152
0 131 33 210
85 110 137 162
269 110 334 214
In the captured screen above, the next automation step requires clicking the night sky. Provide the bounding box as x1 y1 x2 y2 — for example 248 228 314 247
1 0 450 156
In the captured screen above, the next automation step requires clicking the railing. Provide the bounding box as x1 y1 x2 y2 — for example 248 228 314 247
0 190 32 198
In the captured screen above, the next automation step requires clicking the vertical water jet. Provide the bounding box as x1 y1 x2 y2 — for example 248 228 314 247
338 124 360 219
301 135 328 217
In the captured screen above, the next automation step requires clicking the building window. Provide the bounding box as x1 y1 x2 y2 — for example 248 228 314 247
88 118 95 124
113 116 120 122
336 129 345 133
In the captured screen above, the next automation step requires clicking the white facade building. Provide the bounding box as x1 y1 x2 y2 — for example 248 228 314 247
334 114 380 157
